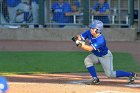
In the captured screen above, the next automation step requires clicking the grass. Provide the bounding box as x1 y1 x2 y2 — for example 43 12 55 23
0 51 139 75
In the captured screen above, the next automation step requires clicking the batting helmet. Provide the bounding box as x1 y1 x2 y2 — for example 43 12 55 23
89 20 103 33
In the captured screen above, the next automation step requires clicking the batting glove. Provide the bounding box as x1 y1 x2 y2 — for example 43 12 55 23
76 40 84 47
71 36 78 42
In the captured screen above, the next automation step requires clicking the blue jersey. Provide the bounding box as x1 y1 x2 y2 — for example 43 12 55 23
93 2 110 13
51 2 72 23
7 0 21 7
93 2 110 24
81 30 108 57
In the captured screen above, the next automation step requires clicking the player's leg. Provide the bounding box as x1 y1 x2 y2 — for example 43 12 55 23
99 50 136 84
116 70 136 84
84 54 100 84
99 50 116 78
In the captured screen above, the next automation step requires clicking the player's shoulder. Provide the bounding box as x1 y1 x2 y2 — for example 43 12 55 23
95 35 106 45
84 29 91 35
85 29 90 33
99 34 105 38
97 34 105 41
81 29 90 36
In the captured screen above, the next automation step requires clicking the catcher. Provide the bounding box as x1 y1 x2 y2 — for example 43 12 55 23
72 20 137 85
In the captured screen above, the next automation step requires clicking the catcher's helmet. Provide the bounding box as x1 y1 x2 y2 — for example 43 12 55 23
89 20 103 33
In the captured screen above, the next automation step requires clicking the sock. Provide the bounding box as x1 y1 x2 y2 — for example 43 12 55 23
116 70 132 78
87 66 97 78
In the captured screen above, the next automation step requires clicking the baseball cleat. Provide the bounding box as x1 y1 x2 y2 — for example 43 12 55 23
128 72 137 84
85 77 100 85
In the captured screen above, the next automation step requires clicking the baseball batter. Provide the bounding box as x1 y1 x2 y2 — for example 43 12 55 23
72 20 137 85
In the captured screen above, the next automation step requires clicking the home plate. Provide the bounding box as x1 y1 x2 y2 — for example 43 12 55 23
125 84 140 88
68 80 87 85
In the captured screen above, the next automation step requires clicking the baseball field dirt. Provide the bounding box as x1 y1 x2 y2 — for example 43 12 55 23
0 40 140 93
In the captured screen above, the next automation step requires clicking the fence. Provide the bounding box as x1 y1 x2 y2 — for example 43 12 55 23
0 0 138 29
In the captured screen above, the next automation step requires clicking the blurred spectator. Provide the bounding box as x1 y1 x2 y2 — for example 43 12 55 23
73 0 80 9
71 0 80 13
66 0 82 23
1 0 8 24
51 0 72 27
15 0 31 23
7 0 21 23
92 0 110 24
31 0 39 24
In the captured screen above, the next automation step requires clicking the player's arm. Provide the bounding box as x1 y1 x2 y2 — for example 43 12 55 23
74 40 94 52
81 43 94 52
76 34 92 51
72 30 90 50
72 36 94 52
100 9 110 15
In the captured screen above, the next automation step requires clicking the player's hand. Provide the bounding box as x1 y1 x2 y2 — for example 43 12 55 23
72 36 78 42
75 40 85 47
72 35 82 42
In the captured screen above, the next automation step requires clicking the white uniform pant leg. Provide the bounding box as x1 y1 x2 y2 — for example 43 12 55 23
84 53 99 68
8 7 17 23
31 2 39 23
99 50 116 78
